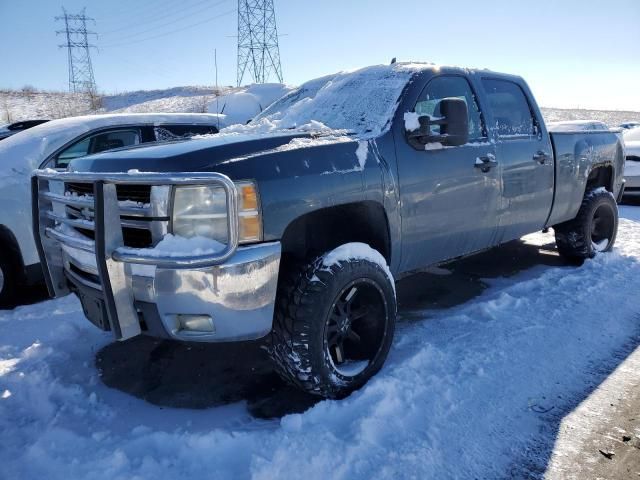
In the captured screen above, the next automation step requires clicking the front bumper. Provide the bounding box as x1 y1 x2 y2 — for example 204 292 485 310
32 171 281 342
66 242 281 342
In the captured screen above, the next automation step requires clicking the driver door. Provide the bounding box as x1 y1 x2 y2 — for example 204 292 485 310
395 75 501 271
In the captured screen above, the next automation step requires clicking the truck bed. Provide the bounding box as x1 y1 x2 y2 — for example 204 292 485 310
546 130 625 226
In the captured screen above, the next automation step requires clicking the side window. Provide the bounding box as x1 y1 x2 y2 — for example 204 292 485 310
413 76 485 141
54 129 141 168
154 125 218 141
56 137 91 164
481 79 536 137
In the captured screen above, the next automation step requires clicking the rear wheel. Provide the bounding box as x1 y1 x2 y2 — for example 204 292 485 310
554 188 618 262
268 244 396 398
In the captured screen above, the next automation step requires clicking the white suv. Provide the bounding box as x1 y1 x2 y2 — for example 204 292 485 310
0 113 224 305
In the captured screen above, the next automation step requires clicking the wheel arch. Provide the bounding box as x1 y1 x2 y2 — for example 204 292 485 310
279 201 392 266
585 164 614 194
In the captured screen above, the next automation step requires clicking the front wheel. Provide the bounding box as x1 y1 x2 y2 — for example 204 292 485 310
268 243 396 398
554 188 618 262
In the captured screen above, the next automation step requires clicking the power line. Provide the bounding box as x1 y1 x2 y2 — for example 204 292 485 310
100 9 236 49
55 8 98 95
101 0 219 35
93 0 192 26
237 0 283 86
101 0 232 42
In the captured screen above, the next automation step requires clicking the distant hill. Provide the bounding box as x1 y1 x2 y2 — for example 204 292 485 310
0 83 293 126
541 107 640 127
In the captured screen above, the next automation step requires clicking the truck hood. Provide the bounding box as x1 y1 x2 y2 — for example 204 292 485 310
67 130 360 177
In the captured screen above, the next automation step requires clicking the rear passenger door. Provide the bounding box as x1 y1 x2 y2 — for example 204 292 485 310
481 78 554 241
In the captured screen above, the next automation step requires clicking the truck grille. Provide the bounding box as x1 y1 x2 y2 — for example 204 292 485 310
37 179 170 261
70 225 153 249
33 170 238 342
66 182 152 204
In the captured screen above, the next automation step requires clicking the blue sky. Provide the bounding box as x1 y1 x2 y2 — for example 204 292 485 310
1 0 638 110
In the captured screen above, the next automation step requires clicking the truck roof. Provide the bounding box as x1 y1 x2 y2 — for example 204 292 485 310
244 62 523 139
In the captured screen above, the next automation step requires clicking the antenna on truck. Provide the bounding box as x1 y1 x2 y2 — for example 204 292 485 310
214 48 220 131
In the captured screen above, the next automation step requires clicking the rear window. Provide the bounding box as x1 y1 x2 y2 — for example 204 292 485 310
154 125 218 141
482 78 537 137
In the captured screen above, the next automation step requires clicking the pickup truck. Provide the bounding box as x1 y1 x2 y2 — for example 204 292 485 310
32 63 625 398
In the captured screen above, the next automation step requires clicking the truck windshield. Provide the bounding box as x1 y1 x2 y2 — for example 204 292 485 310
253 64 425 139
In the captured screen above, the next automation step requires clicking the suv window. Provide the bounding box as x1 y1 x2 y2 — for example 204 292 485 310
413 76 485 141
55 129 141 168
481 79 536 137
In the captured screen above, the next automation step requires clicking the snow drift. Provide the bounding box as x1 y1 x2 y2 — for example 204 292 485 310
2 209 640 479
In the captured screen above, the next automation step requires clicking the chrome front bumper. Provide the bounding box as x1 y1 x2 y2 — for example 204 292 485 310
32 171 281 342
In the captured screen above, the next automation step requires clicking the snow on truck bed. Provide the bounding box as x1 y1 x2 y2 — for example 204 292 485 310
2 209 640 478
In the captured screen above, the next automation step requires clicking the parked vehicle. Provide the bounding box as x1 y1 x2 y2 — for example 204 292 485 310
620 122 640 130
33 64 624 398
622 127 640 198
0 113 222 305
548 120 609 132
0 119 50 141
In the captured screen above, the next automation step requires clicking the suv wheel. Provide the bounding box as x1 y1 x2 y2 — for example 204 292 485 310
0 253 17 307
554 188 618 262
268 244 396 398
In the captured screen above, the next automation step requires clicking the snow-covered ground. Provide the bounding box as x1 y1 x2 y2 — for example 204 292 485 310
2 87 639 128
2 208 640 479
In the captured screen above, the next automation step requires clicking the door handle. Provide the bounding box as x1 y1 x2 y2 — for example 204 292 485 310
475 153 497 172
533 151 550 164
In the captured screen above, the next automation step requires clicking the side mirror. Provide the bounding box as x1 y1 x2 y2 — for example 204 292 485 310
439 98 469 147
406 97 469 149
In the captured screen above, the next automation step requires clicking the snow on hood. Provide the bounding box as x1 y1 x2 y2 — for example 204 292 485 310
235 63 430 139
0 113 224 178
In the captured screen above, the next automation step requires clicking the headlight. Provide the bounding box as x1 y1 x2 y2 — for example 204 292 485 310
171 181 262 245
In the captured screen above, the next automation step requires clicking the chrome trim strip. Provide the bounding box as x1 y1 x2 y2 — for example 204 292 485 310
41 190 154 217
65 266 102 291
45 210 95 230
45 227 95 252
41 191 93 208
34 171 238 185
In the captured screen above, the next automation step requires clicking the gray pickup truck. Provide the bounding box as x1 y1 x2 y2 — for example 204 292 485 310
33 63 625 398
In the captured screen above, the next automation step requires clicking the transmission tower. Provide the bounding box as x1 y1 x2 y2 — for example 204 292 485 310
237 0 283 86
55 8 98 94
